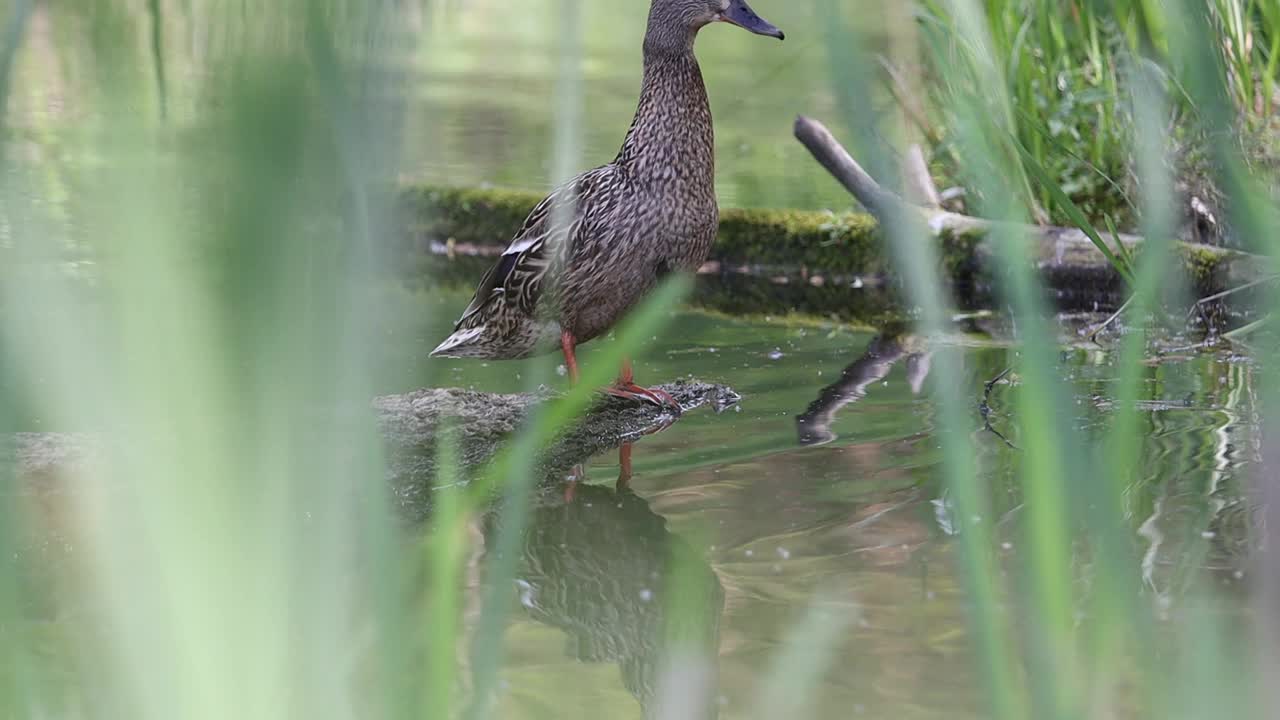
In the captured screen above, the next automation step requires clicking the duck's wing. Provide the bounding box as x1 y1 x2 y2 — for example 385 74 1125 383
452 167 612 330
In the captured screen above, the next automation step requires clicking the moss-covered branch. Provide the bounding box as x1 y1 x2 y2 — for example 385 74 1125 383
793 115 1264 298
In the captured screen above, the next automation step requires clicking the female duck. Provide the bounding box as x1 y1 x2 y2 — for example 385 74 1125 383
431 0 783 408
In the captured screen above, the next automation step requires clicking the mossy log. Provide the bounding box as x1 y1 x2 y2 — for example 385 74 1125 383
396 124 1264 313
9 380 741 522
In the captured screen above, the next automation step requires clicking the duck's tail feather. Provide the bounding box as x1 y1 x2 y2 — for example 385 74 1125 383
429 326 489 358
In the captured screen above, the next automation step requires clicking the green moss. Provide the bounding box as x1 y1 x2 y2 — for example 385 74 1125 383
1177 243 1227 292
714 208 881 275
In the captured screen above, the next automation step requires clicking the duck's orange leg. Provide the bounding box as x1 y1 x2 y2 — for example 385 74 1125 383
604 358 681 413
560 331 583 502
560 330 580 384
564 464 586 503
616 443 634 493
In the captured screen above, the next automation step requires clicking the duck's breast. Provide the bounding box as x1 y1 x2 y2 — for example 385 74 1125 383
560 184 717 342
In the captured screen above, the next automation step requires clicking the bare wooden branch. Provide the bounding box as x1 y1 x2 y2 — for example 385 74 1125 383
793 114 1263 298
903 144 942 210
792 115 910 220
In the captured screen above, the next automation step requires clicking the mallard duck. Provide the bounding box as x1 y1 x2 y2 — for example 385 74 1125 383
431 0 783 408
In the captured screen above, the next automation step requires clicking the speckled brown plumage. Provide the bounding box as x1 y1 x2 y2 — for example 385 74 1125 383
483 484 724 719
431 0 782 361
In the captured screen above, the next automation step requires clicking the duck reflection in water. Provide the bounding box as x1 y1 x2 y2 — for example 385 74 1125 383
483 476 724 719
795 329 932 446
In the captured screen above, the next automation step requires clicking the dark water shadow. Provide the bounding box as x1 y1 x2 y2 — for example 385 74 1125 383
795 329 931 446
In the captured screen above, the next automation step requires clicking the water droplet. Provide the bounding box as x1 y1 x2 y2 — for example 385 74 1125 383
639 589 653 602
768 348 784 360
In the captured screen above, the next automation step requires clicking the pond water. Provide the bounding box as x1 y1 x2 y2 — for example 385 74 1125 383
2 3 1264 716
6 287 1258 719
397 287 1258 720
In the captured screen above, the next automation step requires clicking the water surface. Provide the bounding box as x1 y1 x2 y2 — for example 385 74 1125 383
407 289 1258 720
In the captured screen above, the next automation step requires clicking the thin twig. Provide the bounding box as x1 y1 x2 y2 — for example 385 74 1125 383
1223 314 1273 341
1084 295 1135 345
875 55 942 146
903 144 943 210
979 368 1018 450
1187 274 1280 327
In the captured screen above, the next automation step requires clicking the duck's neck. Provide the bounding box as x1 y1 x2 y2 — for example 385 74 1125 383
615 45 715 188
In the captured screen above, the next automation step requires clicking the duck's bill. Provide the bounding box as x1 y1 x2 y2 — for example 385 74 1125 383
716 0 784 40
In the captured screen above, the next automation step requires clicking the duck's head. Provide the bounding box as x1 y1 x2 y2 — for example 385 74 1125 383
712 0 784 40
647 0 784 53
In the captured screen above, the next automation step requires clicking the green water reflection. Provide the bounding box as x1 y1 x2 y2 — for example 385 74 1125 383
7 284 1259 719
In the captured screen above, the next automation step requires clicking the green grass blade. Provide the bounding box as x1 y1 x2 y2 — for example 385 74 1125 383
146 0 167 119
752 591 856 720
1015 141 1136 284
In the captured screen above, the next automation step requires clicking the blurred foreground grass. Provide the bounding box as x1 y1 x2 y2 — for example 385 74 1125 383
0 1 1277 719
